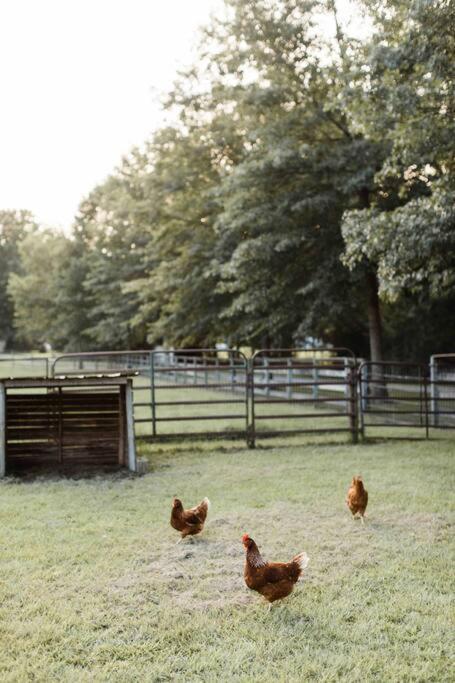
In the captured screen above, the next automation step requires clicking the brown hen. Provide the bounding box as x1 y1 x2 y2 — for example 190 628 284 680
242 534 309 607
170 496 210 540
346 476 368 523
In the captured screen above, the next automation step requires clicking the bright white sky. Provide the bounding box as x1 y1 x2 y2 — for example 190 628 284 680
0 0 224 231
0 0 366 232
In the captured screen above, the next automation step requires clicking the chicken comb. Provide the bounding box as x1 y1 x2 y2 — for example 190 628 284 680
242 533 250 542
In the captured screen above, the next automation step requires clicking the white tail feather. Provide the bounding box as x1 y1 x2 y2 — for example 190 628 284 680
294 551 309 579
202 497 210 510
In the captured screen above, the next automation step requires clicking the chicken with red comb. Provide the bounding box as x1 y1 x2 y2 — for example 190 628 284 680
242 534 309 607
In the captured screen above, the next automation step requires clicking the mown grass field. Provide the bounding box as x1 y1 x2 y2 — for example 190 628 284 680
1 434 454 682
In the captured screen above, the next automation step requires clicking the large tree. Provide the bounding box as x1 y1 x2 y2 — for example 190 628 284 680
342 0 455 304
0 210 38 349
6 0 453 360
171 0 388 356
8 230 69 348
72 153 150 350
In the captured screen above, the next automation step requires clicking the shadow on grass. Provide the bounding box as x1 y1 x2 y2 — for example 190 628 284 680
2 464 135 484
139 437 355 458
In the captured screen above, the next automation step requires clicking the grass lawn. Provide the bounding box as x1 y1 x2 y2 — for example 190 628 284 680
0 435 454 682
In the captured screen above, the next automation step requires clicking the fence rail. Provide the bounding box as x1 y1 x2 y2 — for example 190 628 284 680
2 350 454 444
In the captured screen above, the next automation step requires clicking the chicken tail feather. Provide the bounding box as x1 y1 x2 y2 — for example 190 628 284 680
293 551 309 580
201 497 211 510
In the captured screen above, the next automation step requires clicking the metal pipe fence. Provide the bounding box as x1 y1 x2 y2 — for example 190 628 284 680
429 354 455 429
0 348 449 445
51 348 360 445
250 349 358 444
0 356 50 379
358 361 429 437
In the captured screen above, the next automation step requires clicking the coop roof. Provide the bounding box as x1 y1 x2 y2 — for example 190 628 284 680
0 372 138 388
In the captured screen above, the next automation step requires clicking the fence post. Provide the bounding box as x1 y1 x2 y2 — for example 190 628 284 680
247 358 256 448
344 358 350 414
150 352 156 437
230 354 235 392
358 364 366 439
349 369 358 443
125 380 137 472
361 363 368 412
429 356 439 427
264 358 270 398
312 362 319 401
0 383 5 478
423 370 430 439
216 356 221 385
287 358 292 400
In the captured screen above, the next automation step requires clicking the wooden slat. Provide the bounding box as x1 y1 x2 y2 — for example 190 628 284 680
5 387 125 471
6 404 119 412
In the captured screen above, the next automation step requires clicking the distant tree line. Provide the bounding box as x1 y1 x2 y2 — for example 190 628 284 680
1 0 454 361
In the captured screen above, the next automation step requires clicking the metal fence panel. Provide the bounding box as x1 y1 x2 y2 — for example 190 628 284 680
0 356 49 379
52 349 250 443
49 349 455 444
358 361 428 436
250 348 358 443
141 349 249 441
430 355 455 429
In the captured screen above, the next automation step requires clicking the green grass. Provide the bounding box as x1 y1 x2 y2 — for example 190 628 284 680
1 436 454 682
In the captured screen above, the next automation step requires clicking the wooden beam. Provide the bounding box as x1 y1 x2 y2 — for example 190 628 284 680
0 384 5 477
3 377 129 389
118 385 126 465
125 380 137 472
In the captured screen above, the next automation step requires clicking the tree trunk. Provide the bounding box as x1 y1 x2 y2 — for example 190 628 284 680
358 187 387 399
357 186 385 363
366 270 383 363
366 270 387 398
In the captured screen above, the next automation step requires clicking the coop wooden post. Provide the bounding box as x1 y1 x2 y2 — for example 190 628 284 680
125 379 137 472
118 386 126 465
0 383 5 477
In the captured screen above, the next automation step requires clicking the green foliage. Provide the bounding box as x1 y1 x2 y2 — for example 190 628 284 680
2 0 454 358
0 210 37 349
8 230 69 348
343 182 455 300
72 155 151 350
342 0 455 300
127 126 235 348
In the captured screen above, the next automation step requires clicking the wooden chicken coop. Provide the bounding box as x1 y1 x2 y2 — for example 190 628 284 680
0 374 137 476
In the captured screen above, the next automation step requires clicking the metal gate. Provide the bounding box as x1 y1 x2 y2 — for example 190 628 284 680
358 361 429 437
49 349 455 445
250 348 358 443
136 349 249 440
52 349 250 442
429 354 455 429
